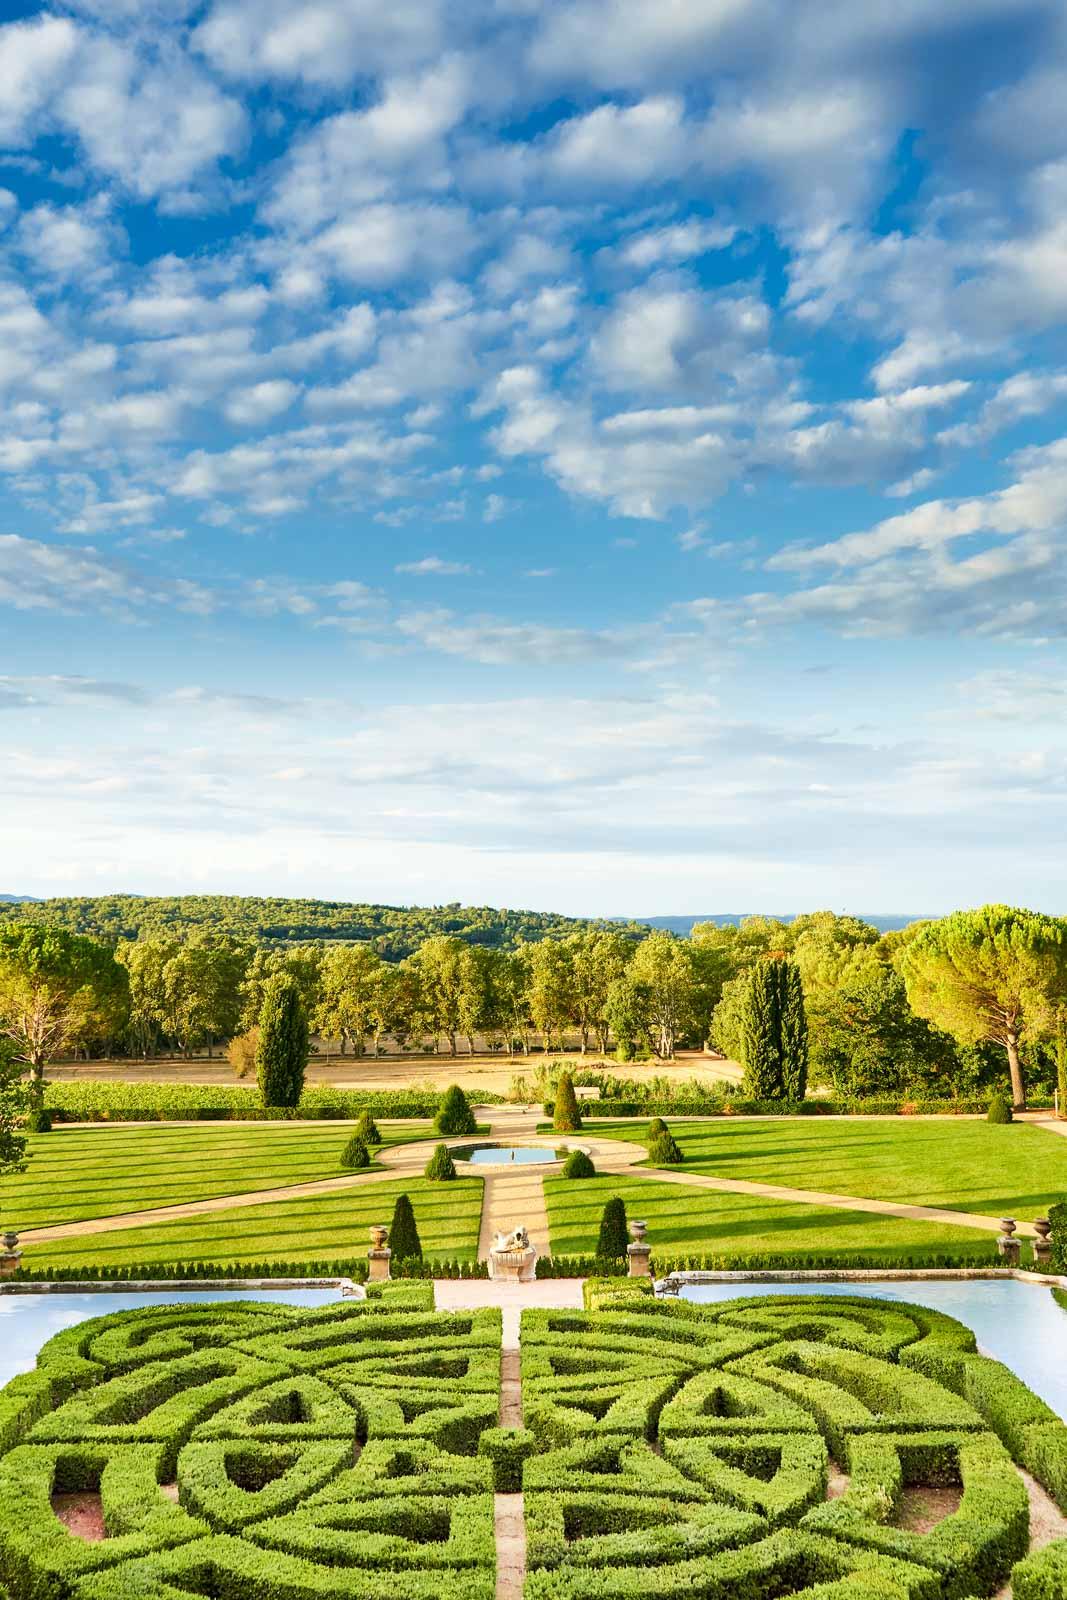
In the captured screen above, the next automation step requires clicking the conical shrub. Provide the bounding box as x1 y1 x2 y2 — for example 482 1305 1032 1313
425 1142 457 1181
553 1071 582 1132
435 1084 477 1136
596 1195 629 1259
561 1148 596 1178
646 1116 668 1140
340 1135 370 1169
390 1192 422 1259
648 1130 683 1164
355 1110 381 1145
987 1093 1013 1124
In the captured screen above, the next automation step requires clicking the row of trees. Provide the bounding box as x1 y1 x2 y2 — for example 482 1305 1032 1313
2 906 1067 1108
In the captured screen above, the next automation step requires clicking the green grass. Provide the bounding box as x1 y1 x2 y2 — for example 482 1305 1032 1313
1054 1288 1067 1316
544 1175 1006 1263
0 1121 440 1231
18 1177 484 1272
570 1117 1067 1217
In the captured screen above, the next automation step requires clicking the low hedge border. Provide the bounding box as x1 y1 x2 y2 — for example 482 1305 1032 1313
543 1096 1055 1119
42 1083 505 1123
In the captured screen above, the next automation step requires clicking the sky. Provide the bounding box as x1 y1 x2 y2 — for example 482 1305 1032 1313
1 0 1067 916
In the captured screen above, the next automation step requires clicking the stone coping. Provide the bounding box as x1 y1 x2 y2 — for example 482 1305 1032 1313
658 1267 1067 1288
0 1277 366 1296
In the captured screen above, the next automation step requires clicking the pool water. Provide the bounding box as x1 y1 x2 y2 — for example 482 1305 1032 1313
677 1279 1067 1421
458 1145 566 1164
0 1288 341 1390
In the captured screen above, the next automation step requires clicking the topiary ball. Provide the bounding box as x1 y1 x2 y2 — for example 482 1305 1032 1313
561 1149 596 1179
424 1142 458 1181
987 1094 1013 1124
340 1134 371 1169
648 1130 683 1164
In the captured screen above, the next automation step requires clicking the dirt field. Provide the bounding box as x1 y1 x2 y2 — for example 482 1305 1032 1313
49 1048 743 1095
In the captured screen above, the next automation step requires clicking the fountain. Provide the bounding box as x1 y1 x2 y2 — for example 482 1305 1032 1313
488 1225 537 1282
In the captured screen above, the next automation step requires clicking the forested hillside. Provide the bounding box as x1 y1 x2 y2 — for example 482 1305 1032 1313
0 895 647 959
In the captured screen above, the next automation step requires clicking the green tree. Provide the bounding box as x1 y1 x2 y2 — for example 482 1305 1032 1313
738 958 808 1100
425 1143 457 1180
0 926 129 1096
809 967 957 1099
0 1040 29 1197
596 1196 629 1259
553 1070 582 1132
1058 1026 1067 1121
162 935 248 1057
525 938 576 1053
900 905 1067 1110
435 1083 477 1135
255 975 309 1108
415 936 475 1056
390 1192 422 1259
315 944 382 1057
603 974 649 1061
569 931 632 1055
627 932 695 1059
117 936 178 1057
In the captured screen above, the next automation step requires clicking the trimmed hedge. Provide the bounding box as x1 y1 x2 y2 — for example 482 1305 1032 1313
0 1285 501 1600
43 1083 505 1123
544 1096 1054 1119
518 1290 1067 1600
1050 1202 1066 1273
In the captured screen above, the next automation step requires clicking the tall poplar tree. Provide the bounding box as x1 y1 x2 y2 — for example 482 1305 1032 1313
255 975 309 1108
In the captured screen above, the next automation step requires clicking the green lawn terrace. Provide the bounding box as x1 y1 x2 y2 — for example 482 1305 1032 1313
0 1284 1065 1599
566 1116 1067 1220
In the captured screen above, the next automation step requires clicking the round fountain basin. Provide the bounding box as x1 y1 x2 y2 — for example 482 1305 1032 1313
450 1142 575 1167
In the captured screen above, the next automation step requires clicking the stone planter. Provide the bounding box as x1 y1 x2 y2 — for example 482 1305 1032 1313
488 1226 537 1282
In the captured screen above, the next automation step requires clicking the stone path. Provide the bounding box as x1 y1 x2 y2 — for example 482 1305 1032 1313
433 1279 585 1600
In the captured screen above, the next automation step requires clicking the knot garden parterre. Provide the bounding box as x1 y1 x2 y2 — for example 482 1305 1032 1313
0 1283 1065 1599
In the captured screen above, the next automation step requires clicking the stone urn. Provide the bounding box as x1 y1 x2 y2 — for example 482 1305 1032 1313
0 1232 20 1278
626 1219 652 1278
369 1224 389 1250
488 1225 537 1282
367 1224 392 1282
629 1219 648 1244
1032 1218 1053 1266
996 1218 1020 1264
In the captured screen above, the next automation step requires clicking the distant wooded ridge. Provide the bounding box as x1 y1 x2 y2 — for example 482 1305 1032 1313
622 914 931 935
0 894 651 959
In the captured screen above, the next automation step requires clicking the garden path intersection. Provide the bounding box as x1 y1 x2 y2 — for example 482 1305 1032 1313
16 1107 1047 1253
0 1280 1066 1599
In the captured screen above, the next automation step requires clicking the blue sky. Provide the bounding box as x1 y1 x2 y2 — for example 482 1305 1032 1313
2 0 1067 915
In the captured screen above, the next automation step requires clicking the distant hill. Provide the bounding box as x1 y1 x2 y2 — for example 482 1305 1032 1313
0 894 37 903
0 894 649 959
620 914 931 935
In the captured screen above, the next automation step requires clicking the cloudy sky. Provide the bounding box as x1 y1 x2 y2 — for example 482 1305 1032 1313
2 0 1067 914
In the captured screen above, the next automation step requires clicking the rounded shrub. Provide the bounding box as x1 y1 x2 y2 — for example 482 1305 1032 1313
648 1130 683 1164
646 1116 668 1140
596 1195 629 1259
987 1094 1013 1124
25 1104 52 1133
390 1192 422 1259
354 1110 381 1145
435 1084 477 1136
424 1142 457 1181
340 1134 370 1169
561 1149 596 1179
553 1071 582 1133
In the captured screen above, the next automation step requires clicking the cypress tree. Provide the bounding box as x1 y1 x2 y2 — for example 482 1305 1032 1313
778 961 809 1101
256 975 309 1108
424 1143 457 1180
740 960 783 1098
435 1084 477 1136
390 1192 422 1258
596 1195 629 1258
553 1070 582 1132
740 958 807 1102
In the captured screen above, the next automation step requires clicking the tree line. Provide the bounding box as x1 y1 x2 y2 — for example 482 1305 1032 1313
0 894 648 960
2 904 1067 1109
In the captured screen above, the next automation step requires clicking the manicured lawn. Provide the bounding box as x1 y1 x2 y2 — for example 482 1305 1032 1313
0 1121 440 1231
18 1177 484 1271
544 1175 1007 1264
571 1117 1067 1217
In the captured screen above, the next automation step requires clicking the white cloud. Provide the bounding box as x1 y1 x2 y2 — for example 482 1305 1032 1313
616 218 737 269
395 556 474 576
0 15 78 144
195 0 450 88
224 379 300 425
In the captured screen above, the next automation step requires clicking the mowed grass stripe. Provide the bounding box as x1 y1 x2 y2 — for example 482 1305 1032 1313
18 1177 484 1271
0 1121 437 1231
544 1174 1008 1263
573 1117 1067 1217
